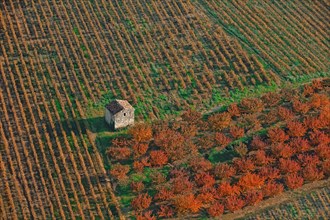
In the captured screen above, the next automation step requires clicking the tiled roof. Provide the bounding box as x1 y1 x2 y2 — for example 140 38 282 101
105 100 133 114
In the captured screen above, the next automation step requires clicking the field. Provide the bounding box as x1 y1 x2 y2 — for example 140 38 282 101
0 0 329 219
242 183 330 220
102 79 330 219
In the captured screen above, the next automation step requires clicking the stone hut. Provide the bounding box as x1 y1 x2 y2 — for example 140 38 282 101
105 100 134 130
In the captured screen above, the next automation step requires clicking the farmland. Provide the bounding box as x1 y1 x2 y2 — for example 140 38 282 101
104 79 330 219
0 0 329 219
242 183 330 220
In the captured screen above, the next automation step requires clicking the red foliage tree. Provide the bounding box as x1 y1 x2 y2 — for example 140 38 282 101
322 160 330 176
172 177 194 194
230 126 245 139
216 182 240 197
214 132 232 148
132 143 149 158
315 144 330 160
277 106 295 121
154 128 185 160
303 116 324 130
297 154 320 167
292 99 310 114
136 211 156 220
227 103 241 117
253 150 273 166
196 191 215 206
150 172 166 185
238 173 265 191
214 163 236 179
250 136 267 150
173 194 202 214
271 144 295 158
154 128 184 148
285 173 304 189
207 202 224 217
289 138 310 153
198 134 215 150
196 190 216 204
309 130 330 145
244 191 263 206
111 137 132 148
303 165 324 182
109 164 130 181
309 93 329 109
279 158 301 174
157 205 174 218
107 147 131 160
190 157 213 173
194 172 215 189
268 127 289 143
133 161 145 173
261 92 281 107
208 112 232 131
131 193 152 211
258 167 281 180
225 195 245 212
239 98 264 113
149 150 168 167
154 188 174 201
180 123 198 138
128 123 153 142
131 181 145 193
263 109 279 125
234 158 255 173
262 181 284 198
286 121 307 137
311 79 324 91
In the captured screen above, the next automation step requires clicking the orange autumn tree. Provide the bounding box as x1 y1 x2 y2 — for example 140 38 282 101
225 195 245 212
229 126 245 139
132 143 149 158
207 202 224 217
279 158 301 174
173 194 202 214
262 181 284 198
154 128 185 160
130 181 145 193
250 136 267 150
131 193 152 211
214 132 232 148
217 182 240 197
234 158 255 173
208 112 231 131
238 173 265 191
285 173 304 189
109 164 130 181
268 127 289 143
244 191 263 206
214 163 236 179
149 150 168 167
194 172 215 189
107 147 131 160
128 123 153 142
286 121 307 137
239 98 264 113
302 165 324 182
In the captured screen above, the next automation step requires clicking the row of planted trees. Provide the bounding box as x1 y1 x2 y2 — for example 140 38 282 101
106 79 330 219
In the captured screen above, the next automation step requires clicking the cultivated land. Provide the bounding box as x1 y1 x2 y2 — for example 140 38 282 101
0 0 329 219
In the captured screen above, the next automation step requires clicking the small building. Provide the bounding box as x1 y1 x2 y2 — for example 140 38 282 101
105 100 134 130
